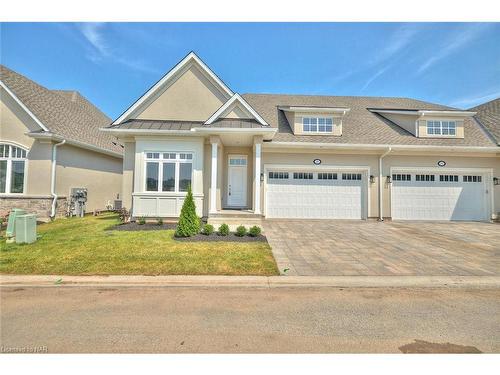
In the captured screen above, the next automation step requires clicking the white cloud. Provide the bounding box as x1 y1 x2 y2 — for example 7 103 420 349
417 24 492 74
360 65 390 92
449 89 500 109
76 23 159 74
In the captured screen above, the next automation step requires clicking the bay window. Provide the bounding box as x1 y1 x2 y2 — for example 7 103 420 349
145 151 193 193
0 144 27 194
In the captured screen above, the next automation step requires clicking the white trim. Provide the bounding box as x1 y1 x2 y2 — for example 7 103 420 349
254 143 262 214
0 80 50 132
263 164 371 219
194 127 276 134
263 141 500 153
210 142 218 214
370 109 476 117
227 154 248 207
279 106 350 114
28 132 123 158
205 94 269 126
389 166 494 221
113 52 234 125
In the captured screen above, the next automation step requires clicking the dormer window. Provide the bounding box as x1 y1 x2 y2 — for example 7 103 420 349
427 120 456 136
303 117 333 133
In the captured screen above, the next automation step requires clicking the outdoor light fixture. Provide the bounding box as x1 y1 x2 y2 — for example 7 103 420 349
387 175 392 183
494 177 499 186
369 175 375 184
260 172 265 182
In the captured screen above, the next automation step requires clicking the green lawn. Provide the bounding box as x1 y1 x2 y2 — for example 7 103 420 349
0 213 279 276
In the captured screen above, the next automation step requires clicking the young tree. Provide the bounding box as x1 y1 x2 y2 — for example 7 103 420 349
175 185 200 237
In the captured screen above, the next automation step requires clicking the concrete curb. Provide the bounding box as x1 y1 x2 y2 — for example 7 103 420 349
1 275 500 289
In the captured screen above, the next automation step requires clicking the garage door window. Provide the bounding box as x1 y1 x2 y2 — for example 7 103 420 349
392 174 411 181
293 172 313 179
416 174 435 182
342 173 362 181
318 173 338 180
269 171 289 179
463 175 482 183
439 175 458 182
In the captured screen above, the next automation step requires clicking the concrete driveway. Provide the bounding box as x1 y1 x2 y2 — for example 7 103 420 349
263 220 500 276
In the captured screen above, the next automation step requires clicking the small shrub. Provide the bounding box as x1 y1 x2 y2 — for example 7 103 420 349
118 208 130 223
235 225 247 237
138 217 146 225
248 225 261 237
218 223 230 236
175 185 200 237
201 224 214 235
157 218 163 226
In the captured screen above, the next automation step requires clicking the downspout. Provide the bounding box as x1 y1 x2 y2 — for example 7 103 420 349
50 139 66 218
378 147 392 221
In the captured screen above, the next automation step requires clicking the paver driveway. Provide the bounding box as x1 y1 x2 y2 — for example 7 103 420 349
263 220 500 276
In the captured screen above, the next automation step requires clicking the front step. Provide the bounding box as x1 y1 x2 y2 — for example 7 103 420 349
207 216 264 231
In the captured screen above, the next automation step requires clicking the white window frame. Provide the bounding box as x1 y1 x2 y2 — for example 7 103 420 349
302 117 334 133
144 151 193 193
426 120 457 136
0 143 28 195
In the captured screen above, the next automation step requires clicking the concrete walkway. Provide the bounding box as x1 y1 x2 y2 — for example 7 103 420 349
264 220 500 276
1 275 500 289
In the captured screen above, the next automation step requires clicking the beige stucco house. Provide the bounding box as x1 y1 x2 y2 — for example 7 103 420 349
103 52 500 223
1 65 123 220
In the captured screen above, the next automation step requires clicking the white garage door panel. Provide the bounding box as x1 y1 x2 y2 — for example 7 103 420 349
266 173 364 219
392 173 488 221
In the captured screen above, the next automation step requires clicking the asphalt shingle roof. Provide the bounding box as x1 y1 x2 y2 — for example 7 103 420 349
470 98 500 145
1 65 122 154
243 94 497 147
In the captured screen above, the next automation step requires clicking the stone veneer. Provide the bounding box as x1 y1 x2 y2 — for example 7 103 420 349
0 196 67 221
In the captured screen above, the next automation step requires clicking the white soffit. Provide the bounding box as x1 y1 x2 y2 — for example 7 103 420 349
278 106 350 114
370 109 476 118
205 93 269 126
112 52 234 125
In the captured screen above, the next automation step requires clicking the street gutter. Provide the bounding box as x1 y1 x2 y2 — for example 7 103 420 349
1 275 499 289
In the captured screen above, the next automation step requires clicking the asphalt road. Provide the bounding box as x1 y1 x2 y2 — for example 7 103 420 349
1 286 499 353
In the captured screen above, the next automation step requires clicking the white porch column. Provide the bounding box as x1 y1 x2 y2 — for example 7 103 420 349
254 137 262 214
210 139 218 214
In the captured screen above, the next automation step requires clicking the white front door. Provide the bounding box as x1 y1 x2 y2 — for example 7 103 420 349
227 155 247 207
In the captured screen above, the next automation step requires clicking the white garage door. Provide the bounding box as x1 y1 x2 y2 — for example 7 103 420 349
392 171 489 221
266 170 366 219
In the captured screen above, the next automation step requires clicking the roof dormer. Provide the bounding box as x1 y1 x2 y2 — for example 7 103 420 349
370 109 476 139
278 106 350 136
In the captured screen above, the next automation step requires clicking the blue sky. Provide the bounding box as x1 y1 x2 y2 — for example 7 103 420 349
1 22 499 118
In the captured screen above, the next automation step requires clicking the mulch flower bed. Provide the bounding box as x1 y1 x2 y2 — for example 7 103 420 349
111 222 178 231
174 233 268 243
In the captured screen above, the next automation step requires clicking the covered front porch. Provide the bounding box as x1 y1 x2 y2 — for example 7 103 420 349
204 130 268 221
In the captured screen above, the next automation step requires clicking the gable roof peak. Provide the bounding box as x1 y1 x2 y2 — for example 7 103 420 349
112 51 234 125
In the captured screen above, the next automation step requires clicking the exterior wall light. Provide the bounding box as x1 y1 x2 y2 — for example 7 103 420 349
260 172 265 182
494 177 499 186
387 175 392 184
369 175 375 184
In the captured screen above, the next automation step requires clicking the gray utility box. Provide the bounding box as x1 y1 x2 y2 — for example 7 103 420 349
6 208 27 238
15 214 37 244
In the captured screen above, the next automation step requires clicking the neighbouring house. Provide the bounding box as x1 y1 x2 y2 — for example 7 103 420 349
470 98 500 146
102 52 500 223
1 65 123 220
